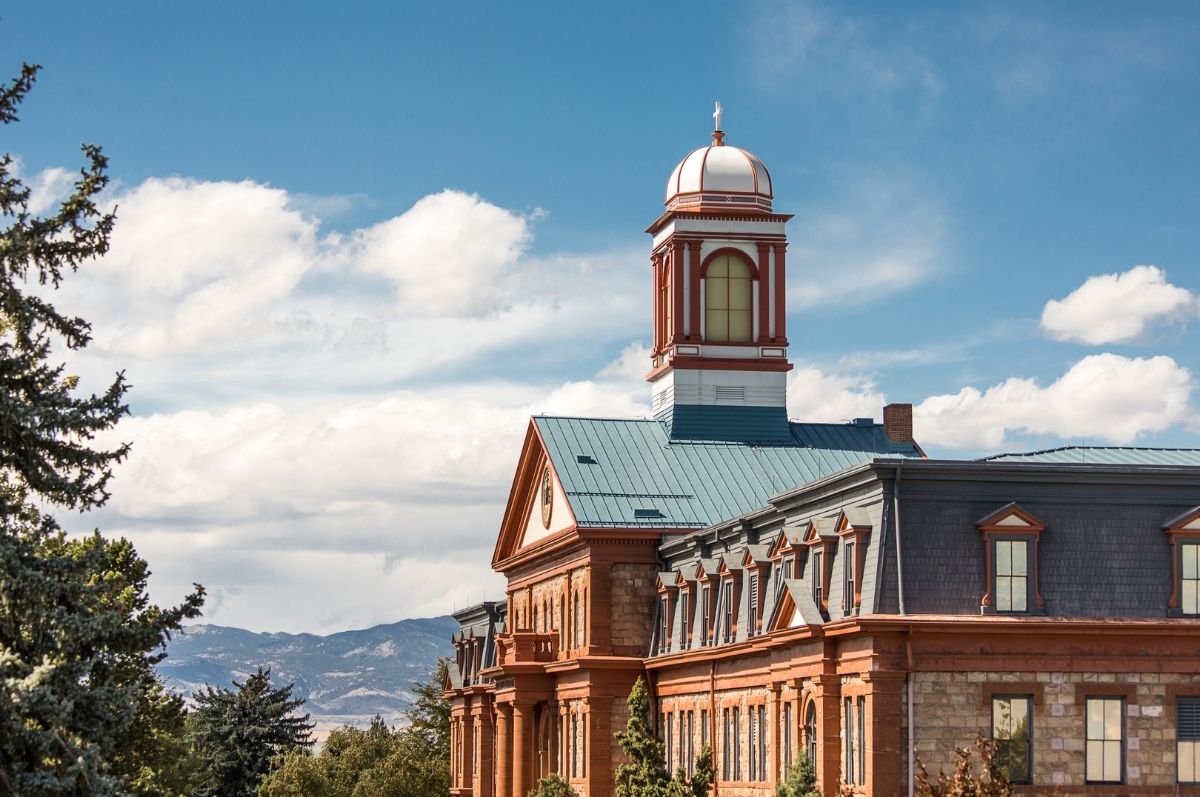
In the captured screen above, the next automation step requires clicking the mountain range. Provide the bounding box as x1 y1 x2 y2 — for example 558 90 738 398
157 616 457 737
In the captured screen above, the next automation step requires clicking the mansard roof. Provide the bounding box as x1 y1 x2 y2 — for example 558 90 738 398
531 414 918 530
980 446 1200 466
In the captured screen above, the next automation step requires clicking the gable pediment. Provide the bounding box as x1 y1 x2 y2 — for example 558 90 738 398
977 502 1045 532
1164 506 1200 532
492 421 579 567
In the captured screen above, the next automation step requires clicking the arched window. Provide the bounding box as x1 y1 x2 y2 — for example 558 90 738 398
804 700 818 769
705 254 753 342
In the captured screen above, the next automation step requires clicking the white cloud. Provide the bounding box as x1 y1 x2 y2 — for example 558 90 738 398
915 353 1193 450
27 166 76 216
1040 265 1198 345
352 190 533 317
787 365 885 422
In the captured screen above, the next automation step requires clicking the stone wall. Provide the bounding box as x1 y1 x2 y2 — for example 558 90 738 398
610 563 657 655
913 670 1200 794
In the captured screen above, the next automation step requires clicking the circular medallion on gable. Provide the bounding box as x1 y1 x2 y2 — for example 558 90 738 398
540 467 553 528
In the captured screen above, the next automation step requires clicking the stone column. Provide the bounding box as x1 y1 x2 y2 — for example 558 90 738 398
864 672 905 797
513 701 533 797
496 703 512 797
461 708 475 792
769 682 781 784
773 242 787 342
757 241 771 342
687 240 702 340
813 674 842 797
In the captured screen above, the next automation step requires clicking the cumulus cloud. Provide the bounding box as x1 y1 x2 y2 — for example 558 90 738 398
787 366 885 422
353 190 533 317
915 353 1193 450
1040 265 1198 345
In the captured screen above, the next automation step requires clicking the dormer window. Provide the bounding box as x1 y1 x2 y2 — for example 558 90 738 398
811 550 823 608
978 503 1045 615
701 584 712 646
703 252 754 342
1165 507 1200 616
659 595 671 654
804 518 838 613
679 589 691 649
748 573 759 638
721 579 735 643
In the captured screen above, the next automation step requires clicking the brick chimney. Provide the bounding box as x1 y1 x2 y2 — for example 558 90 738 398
883 403 914 444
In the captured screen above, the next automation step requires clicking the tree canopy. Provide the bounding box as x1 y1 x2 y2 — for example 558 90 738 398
613 676 712 797
0 62 205 796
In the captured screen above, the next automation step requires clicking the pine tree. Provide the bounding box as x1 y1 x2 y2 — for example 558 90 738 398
776 750 820 797
528 773 578 797
189 667 314 797
613 677 712 797
0 62 205 795
0 64 128 514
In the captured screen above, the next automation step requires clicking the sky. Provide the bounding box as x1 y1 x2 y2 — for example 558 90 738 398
4 1 1200 634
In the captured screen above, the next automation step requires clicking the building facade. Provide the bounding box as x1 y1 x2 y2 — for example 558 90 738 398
444 120 1200 796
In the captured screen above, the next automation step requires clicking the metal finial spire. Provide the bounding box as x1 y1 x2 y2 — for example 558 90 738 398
713 101 723 131
712 101 725 145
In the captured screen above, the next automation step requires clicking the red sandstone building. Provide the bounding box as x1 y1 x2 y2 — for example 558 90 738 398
445 116 1200 796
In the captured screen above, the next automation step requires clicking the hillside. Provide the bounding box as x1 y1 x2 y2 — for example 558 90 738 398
157 616 457 735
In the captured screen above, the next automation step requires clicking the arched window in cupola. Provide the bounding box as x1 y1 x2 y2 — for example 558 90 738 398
703 252 754 342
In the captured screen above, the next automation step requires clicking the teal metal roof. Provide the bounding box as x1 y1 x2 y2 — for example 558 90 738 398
534 415 919 529
980 446 1200 466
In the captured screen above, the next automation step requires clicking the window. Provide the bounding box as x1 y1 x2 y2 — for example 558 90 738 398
748 574 759 637
749 704 758 780
704 254 753 342
994 539 1028 612
758 705 768 781
733 706 741 780
701 585 711 646
844 697 856 785
1085 697 1124 784
722 580 735 643
571 714 578 778
659 596 670 654
992 696 1032 784
1180 697 1200 783
687 711 695 777
701 708 709 750
805 701 817 771
722 708 731 780
666 711 674 771
812 551 823 608
783 701 793 772
581 716 586 777
856 696 865 785
1184 543 1200 615
843 541 855 614
680 591 690 649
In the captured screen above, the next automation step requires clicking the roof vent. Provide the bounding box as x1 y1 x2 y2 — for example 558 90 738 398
714 385 746 403
634 508 665 519
577 454 597 464
852 417 874 427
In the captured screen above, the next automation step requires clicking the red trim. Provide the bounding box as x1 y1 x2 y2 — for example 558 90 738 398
773 242 787 342
645 210 794 234
651 252 662 355
671 239 685 342
698 247 759 280
756 243 770 342
1163 506 1200 610
687 241 702 341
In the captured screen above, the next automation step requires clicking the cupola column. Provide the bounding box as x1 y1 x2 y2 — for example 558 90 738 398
687 240 702 341
773 242 788 342
651 252 663 354
757 242 771 342
671 239 685 342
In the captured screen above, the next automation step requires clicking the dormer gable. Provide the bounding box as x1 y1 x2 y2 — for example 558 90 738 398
977 502 1046 532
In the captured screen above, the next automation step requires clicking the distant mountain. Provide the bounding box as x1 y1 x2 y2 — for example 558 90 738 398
157 616 457 736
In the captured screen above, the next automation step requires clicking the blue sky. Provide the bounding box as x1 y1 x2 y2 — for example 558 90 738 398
6 2 1199 633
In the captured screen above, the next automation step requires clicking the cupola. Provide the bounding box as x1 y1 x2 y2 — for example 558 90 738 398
646 104 794 444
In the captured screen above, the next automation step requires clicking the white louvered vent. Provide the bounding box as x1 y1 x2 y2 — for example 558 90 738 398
713 385 747 403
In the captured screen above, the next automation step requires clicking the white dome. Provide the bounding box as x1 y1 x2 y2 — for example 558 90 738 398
665 142 773 211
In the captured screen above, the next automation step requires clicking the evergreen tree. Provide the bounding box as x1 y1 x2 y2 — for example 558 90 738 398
0 62 205 795
528 773 577 797
190 667 314 797
258 663 453 797
614 676 672 797
0 64 127 514
776 750 820 797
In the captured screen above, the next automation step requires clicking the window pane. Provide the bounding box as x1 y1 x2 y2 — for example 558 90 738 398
729 310 752 342
996 541 1011 576
996 577 1012 611
1087 700 1104 739
1181 740 1196 783
1086 740 1103 780
1012 576 1027 612
1185 580 1198 615
729 276 751 310
1184 545 1198 579
1104 740 1120 781
1105 700 1122 739
707 311 728 341
708 256 728 278
1012 541 1027 576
